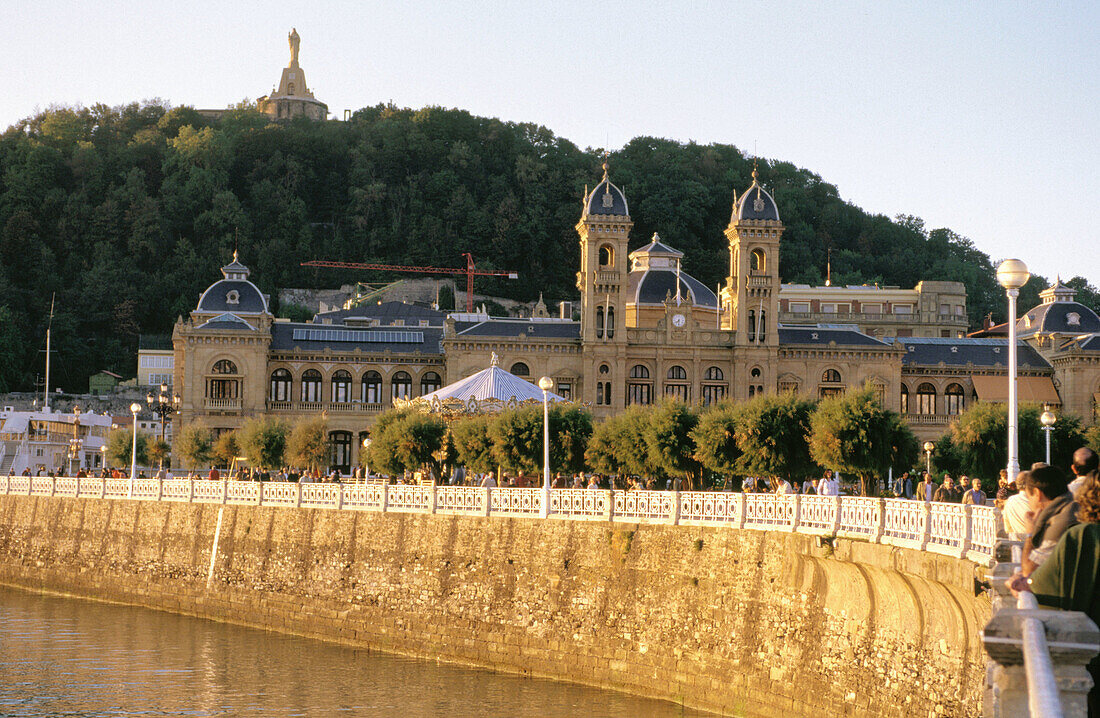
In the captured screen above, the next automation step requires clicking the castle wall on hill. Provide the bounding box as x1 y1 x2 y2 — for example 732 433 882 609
0 495 989 717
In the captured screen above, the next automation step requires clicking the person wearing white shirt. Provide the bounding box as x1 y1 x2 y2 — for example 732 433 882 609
775 479 796 495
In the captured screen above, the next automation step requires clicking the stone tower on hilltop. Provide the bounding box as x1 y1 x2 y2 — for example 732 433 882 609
257 28 328 121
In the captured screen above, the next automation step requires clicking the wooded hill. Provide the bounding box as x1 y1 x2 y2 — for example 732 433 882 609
1 101 1097 394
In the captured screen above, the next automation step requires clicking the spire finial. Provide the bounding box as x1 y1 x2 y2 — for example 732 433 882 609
601 150 610 181
751 158 759 183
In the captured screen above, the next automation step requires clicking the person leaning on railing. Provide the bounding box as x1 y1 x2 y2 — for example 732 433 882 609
1010 471 1100 716
1019 464 1078 577
933 475 961 503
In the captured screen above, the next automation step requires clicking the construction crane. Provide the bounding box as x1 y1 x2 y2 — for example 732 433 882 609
301 253 519 312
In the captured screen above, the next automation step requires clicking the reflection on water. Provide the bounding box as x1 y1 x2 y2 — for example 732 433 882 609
0 586 707 717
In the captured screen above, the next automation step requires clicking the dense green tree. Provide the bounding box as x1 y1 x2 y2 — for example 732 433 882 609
148 438 171 469
809 385 919 495
175 421 213 470
286 416 329 470
0 100 1065 395
450 415 495 473
585 406 656 477
237 417 289 470
644 400 699 487
211 430 239 468
948 402 1084 479
692 402 744 477
106 427 150 468
487 403 594 477
734 393 820 484
366 409 447 478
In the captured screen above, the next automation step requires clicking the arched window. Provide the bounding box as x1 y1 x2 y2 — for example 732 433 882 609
329 431 351 474
269 369 292 402
627 365 652 406
361 371 382 404
288 82 296 96
900 384 910 414
665 365 689 401
212 360 238 375
331 370 352 403
599 245 614 266
510 362 530 377
747 366 764 398
917 383 937 415
758 310 766 342
391 371 412 401
705 367 724 381
751 248 766 273
597 364 612 406
596 306 605 339
301 369 322 403
606 307 615 339
421 372 442 396
945 383 965 415
820 369 844 399
747 310 756 342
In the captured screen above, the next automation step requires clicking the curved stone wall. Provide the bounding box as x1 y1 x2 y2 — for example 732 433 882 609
0 495 989 717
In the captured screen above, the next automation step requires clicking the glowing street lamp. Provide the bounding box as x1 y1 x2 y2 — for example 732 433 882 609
361 436 372 481
923 441 935 477
538 376 554 517
1040 405 1057 465
997 258 1030 483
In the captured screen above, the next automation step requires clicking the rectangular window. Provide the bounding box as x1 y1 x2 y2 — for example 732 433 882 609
291 328 424 344
556 382 572 401
789 302 810 314
939 303 950 316
626 383 652 406
701 384 726 406
140 355 173 369
893 304 913 314
955 305 966 316
664 384 689 401
862 303 882 316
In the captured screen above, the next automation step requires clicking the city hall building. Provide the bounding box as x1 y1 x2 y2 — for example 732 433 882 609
172 163 1100 472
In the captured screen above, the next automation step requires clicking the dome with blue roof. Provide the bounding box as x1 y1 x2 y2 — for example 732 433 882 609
582 160 629 217
733 164 780 222
626 234 718 308
196 252 269 315
1017 279 1100 336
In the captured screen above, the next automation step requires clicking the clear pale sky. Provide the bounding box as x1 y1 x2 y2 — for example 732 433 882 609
6 1 1098 285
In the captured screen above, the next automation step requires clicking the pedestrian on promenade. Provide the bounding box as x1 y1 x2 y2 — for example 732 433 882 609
775 478 796 495
933 475 960 503
1010 471 1100 716
479 472 496 488
961 477 986 506
802 478 818 495
1069 448 1099 498
1021 464 1078 575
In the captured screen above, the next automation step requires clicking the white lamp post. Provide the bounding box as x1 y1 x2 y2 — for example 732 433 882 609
997 258 1030 483
538 376 554 491
1040 405 1057 465
923 441 935 477
361 437 372 482
129 402 141 497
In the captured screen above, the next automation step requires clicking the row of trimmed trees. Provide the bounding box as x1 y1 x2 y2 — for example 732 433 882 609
160 417 333 472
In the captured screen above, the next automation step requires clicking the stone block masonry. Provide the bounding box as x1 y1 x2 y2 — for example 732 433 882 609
0 495 989 717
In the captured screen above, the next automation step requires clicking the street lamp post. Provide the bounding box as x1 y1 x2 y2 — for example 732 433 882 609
361 437 372 482
923 441 935 476
538 376 554 518
997 259 1030 484
147 383 180 470
99 444 106 473
1041 404 1057 465
128 402 141 497
68 405 82 476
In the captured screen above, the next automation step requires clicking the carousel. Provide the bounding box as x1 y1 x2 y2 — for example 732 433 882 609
395 353 568 419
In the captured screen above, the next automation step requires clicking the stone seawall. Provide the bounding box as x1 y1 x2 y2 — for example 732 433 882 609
0 495 989 717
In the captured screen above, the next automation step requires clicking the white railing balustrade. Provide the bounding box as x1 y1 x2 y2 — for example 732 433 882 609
549 488 610 520
613 490 674 524
678 491 741 526
436 486 488 516
3 477 1007 566
386 485 434 513
799 495 839 535
490 487 544 517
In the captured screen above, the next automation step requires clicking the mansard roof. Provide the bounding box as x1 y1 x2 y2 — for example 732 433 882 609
898 337 1050 369
269 322 444 354
777 325 888 347
453 318 581 340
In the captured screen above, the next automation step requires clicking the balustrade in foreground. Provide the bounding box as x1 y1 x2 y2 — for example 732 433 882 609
5 472 1099 714
1 475 1004 565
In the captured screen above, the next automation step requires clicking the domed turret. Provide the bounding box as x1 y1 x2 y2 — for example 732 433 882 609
733 164 780 222
196 251 269 315
627 234 718 309
1018 279 1100 336
582 159 629 217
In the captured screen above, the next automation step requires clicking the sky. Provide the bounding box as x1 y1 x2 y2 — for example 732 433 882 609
5 1 1099 286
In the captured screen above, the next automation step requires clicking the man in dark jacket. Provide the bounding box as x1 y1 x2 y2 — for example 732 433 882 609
932 475 961 503
1021 463 1078 576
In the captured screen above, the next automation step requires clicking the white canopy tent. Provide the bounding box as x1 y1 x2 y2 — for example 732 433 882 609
396 353 567 418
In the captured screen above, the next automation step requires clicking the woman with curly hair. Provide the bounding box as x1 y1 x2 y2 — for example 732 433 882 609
1014 470 1100 715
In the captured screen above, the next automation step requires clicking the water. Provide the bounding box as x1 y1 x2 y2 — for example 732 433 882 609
0 586 708 717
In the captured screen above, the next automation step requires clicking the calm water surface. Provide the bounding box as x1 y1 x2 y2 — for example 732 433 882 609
0 586 709 717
